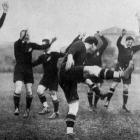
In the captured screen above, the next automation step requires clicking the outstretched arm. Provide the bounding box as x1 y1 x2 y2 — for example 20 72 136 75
28 42 50 50
94 32 108 55
30 37 57 50
132 44 140 54
0 2 9 28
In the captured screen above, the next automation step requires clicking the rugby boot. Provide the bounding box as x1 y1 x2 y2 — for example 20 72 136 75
48 112 59 119
14 108 19 116
122 105 130 113
38 107 50 115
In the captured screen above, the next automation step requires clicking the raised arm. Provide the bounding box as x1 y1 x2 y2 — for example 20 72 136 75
98 35 108 55
0 2 9 28
49 37 57 46
70 33 86 46
70 35 81 45
94 32 108 55
116 29 126 50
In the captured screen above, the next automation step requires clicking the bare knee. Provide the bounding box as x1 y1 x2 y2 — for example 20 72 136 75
37 85 46 96
25 83 33 96
14 81 23 94
50 91 58 101
83 66 102 78
123 84 129 92
111 82 119 89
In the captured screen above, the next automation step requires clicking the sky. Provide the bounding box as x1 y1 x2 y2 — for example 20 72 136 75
0 0 140 50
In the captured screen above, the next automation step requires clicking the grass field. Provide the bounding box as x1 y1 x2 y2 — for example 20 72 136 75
0 73 140 140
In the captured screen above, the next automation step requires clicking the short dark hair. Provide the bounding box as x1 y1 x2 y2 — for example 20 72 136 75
126 36 134 41
20 29 27 39
85 36 98 45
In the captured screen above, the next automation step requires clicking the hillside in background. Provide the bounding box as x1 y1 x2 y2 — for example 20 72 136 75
0 26 140 73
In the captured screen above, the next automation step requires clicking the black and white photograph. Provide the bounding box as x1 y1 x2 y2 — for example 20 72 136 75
0 0 140 139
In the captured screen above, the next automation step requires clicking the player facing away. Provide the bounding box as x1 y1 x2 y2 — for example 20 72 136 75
85 32 108 111
0 2 9 28
13 30 56 118
32 38 64 119
58 36 133 140
104 29 140 112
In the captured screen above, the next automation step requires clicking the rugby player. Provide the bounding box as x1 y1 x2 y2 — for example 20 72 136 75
65 33 86 53
32 38 64 119
13 30 56 118
104 29 140 112
0 2 8 28
85 32 108 111
58 36 133 140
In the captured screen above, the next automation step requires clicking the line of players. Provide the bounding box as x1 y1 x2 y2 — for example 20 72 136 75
13 29 136 140
0 3 139 140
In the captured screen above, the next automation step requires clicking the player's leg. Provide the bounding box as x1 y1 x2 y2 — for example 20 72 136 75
83 63 133 80
22 70 34 117
48 90 59 119
122 83 130 112
14 80 23 115
23 83 33 118
85 77 104 111
37 84 50 114
85 79 94 111
66 100 79 140
104 81 119 108
59 81 79 140
93 83 102 109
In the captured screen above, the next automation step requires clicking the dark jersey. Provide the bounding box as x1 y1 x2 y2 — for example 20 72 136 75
63 40 86 66
14 39 50 66
32 52 64 79
85 36 108 66
0 13 6 28
117 36 140 68
65 35 82 53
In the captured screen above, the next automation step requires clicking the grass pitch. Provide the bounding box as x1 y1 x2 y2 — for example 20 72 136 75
0 73 140 140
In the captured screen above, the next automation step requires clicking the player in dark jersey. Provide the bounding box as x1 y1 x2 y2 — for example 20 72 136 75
0 2 8 29
13 29 57 118
85 32 108 111
32 38 64 119
58 36 133 140
104 29 140 112
65 33 86 53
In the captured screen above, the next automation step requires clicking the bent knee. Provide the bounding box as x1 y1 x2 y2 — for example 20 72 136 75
37 85 45 96
84 66 102 77
15 86 22 94
123 84 129 92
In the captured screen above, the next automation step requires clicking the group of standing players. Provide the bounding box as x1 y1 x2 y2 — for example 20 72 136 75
1 2 139 140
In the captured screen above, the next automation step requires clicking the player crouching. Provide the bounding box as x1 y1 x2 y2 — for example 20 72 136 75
32 38 64 119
